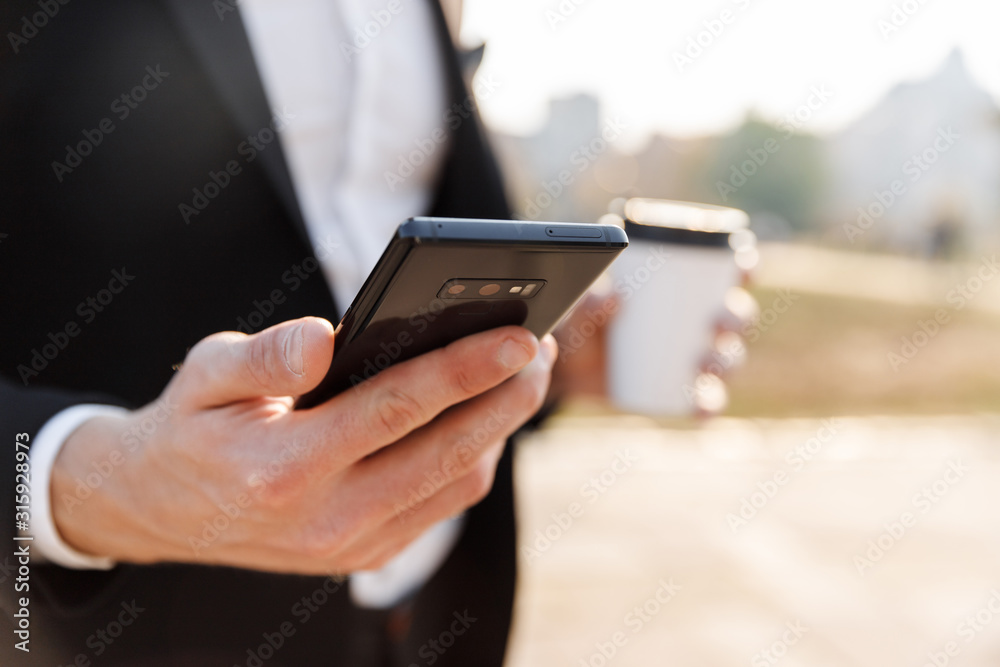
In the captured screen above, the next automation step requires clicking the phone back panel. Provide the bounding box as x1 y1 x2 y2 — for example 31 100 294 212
297 218 627 407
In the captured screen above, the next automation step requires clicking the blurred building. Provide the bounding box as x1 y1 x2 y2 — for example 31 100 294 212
828 50 1000 254
493 50 1000 255
492 94 604 223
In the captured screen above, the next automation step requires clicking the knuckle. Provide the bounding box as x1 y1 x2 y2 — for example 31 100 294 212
254 481 292 510
370 387 425 441
448 440 477 472
450 364 481 397
444 424 497 479
177 334 230 386
253 472 302 510
249 458 310 510
190 331 235 358
244 333 276 389
463 458 498 506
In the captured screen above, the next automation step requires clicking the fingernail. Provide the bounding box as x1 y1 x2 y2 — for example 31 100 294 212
283 323 305 376
497 338 533 371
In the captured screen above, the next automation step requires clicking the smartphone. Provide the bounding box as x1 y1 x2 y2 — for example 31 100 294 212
295 217 628 409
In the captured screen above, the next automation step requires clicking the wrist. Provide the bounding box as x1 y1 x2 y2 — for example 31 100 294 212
51 411 176 564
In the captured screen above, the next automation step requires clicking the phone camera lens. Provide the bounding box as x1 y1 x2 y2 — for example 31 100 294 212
447 284 466 295
479 283 501 296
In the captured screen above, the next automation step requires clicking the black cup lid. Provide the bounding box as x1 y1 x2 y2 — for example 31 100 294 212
622 198 748 248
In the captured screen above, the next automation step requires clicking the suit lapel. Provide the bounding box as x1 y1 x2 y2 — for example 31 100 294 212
162 0 509 240
161 0 312 249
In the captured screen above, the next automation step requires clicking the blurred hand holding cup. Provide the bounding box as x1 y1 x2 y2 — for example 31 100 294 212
605 198 758 416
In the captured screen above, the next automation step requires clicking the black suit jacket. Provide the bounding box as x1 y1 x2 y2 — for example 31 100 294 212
0 1 515 664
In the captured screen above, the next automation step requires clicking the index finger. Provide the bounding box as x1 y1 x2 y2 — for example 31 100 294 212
290 325 539 468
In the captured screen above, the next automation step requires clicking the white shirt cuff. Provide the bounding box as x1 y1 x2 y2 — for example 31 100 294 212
30 404 130 570
349 515 465 609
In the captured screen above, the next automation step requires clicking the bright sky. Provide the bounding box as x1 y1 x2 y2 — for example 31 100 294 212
462 0 1000 145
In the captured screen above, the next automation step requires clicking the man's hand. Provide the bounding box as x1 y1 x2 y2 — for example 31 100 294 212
551 284 758 416
51 317 556 575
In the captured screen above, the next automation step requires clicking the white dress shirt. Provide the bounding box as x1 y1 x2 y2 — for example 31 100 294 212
30 0 465 609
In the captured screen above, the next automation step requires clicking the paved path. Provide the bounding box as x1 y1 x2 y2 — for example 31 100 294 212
506 415 1000 666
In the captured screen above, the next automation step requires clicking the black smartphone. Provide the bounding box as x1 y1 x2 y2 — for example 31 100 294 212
295 217 628 409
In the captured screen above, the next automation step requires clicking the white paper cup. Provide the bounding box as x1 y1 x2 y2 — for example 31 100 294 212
607 198 754 416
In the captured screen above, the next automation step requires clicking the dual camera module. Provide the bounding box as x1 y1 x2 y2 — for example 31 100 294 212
437 279 546 300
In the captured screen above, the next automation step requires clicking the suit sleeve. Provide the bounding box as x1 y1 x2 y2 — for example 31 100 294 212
0 376 131 616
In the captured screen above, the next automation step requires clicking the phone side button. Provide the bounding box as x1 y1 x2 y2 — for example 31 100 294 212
545 226 603 239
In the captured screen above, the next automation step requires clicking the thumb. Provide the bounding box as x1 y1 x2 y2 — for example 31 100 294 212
176 317 335 408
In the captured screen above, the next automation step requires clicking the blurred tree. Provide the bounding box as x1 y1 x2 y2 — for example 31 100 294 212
698 116 828 235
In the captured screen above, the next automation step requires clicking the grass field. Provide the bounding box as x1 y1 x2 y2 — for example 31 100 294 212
727 286 1000 417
